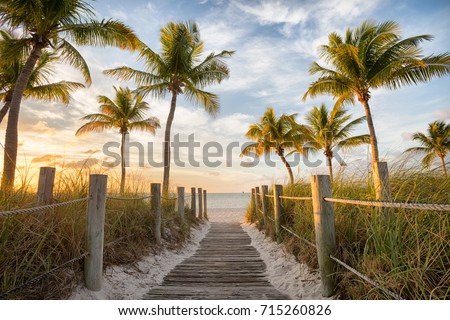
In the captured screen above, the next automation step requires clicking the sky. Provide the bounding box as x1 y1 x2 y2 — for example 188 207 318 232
1 0 450 192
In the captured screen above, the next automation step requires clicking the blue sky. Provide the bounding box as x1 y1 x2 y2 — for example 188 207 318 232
4 0 450 192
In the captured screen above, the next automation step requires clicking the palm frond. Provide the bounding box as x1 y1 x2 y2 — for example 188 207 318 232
24 81 84 104
62 19 139 51
58 39 92 85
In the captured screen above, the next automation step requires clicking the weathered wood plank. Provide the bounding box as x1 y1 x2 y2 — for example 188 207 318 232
144 222 288 300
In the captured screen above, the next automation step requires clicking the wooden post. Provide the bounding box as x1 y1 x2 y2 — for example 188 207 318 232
261 185 269 227
250 188 256 220
203 190 208 219
190 188 196 218
273 184 283 243
151 183 162 245
254 186 261 219
84 174 107 291
37 167 55 204
198 188 203 219
311 175 336 297
177 187 185 225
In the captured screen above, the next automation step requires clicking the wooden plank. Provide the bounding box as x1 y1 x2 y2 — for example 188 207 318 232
145 221 289 300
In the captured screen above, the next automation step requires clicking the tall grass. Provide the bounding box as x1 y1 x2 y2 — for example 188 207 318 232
247 165 449 299
0 168 195 299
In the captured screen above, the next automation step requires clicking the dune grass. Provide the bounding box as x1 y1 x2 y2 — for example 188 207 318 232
0 168 196 299
246 164 449 299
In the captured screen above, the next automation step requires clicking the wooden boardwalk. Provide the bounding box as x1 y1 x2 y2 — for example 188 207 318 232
144 222 289 300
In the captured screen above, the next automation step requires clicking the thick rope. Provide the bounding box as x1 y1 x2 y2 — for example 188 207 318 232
0 197 89 218
0 252 89 299
161 196 177 201
279 196 312 201
281 225 316 248
329 255 404 300
324 198 450 211
106 195 152 201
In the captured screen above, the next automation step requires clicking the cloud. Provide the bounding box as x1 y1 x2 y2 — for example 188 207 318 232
82 149 101 154
233 1 309 25
31 154 62 163
31 121 56 136
401 132 413 141
435 108 450 120
57 158 101 169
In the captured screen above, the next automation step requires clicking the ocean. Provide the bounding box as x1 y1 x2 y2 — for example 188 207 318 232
187 193 250 209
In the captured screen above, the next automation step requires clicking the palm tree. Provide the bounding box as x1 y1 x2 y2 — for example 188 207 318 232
305 103 369 180
242 107 309 185
0 0 140 190
404 120 449 177
104 20 234 194
76 87 160 193
0 30 84 124
303 20 450 198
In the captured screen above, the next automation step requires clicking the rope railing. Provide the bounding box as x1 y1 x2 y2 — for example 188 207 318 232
0 197 89 218
324 197 450 212
106 195 152 201
279 196 312 201
329 255 404 300
161 196 177 201
280 225 316 248
0 251 89 299
250 175 448 299
0 166 207 298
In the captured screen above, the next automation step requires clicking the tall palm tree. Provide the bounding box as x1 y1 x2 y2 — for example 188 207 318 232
104 21 234 193
76 87 160 193
0 0 140 190
0 30 84 124
303 20 450 198
242 107 309 185
404 120 449 177
305 103 369 180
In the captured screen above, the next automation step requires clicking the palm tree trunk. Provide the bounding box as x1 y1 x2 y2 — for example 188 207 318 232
440 155 448 177
362 99 387 200
362 99 379 162
162 92 177 194
327 155 333 182
1 44 44 191
0 91 13 125
120 132 126 194
279 154 294 185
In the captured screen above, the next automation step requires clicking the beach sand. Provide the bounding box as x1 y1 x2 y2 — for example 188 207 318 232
70 208 322 299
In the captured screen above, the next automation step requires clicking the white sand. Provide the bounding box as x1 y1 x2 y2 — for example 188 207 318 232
71 208 323 300
242 224 324 300
69 222 210 300
208 208 323 300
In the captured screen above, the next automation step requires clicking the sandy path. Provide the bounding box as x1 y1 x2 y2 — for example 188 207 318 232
69 222 210 300
71 208 323 300
208 208 323 300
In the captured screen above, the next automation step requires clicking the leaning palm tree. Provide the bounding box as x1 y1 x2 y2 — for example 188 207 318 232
0 0 139 190
76 87 160 193
303 20 450 198
0 30 84 124
242 107 309 185
104 20 234 194
404 120 449 177
305 103 369 180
